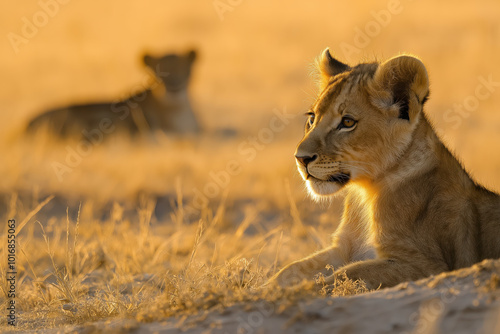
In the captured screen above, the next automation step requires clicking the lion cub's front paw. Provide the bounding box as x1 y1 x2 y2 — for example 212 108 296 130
269 266 303 287
267 261 323 287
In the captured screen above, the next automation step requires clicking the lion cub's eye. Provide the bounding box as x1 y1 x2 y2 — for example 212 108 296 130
306 112 315 127
339 117 357 129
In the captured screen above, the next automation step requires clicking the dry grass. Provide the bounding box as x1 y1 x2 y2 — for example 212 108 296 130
0 126 352 330
0 138 356 330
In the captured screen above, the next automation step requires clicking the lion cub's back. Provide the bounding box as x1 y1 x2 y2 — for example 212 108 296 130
27 102 138 137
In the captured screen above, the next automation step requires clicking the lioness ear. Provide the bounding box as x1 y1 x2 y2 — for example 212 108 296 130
316 48 350 90
187 49 197 63
143 54 156 68
372 55 429 121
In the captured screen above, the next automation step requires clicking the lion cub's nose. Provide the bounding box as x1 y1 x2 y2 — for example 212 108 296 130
295 154 318 167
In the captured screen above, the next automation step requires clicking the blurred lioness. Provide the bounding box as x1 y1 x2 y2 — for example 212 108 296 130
26 50 200 138
271 49 500 289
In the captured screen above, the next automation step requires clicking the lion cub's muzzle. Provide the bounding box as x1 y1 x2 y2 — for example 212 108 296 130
295 154 318 168
326 173 351 185
295 153 351 186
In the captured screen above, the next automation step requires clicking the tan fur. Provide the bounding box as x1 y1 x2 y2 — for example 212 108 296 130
271 49 500 289
26 50 200 138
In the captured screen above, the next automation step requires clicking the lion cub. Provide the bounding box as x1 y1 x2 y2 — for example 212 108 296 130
272 49 500 289
27 50 200 138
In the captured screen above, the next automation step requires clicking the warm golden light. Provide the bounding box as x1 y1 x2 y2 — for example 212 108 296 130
0 0 499 331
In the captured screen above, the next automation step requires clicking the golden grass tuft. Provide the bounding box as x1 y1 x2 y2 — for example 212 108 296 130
0 137 350 330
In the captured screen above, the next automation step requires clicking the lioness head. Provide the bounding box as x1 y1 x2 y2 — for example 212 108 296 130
143 50 197 92
296 49 430 197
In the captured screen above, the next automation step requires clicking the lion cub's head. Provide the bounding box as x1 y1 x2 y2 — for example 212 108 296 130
296 49 430 197
143 50 197 93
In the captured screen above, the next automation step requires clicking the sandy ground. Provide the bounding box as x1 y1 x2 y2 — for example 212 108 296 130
15 259 498 334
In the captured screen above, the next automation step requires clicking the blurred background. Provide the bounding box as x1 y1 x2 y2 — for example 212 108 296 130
1 0 500 207
1 1 500 329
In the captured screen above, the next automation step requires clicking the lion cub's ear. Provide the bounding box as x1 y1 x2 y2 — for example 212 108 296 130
316 48 350 90
372 55 430 122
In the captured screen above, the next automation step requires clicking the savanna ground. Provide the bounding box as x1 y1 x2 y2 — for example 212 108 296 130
1 0 500 332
